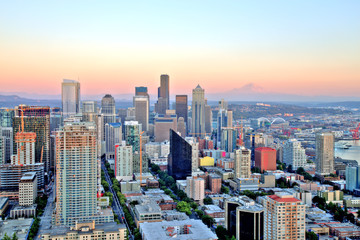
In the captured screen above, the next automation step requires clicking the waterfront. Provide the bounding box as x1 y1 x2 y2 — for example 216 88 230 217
335 140 360 163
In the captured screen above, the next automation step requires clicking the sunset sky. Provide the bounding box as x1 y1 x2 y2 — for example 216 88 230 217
0 1 359 99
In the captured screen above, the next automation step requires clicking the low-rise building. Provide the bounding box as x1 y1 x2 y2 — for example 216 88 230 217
139 219 218 240
40 221 127 240
134 202 163 227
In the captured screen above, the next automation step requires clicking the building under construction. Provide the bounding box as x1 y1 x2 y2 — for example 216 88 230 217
13 105 50 172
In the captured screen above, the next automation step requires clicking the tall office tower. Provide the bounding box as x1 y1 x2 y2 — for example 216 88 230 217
54 122 113 226
154 75 170 114
105 123 122 159
177 117 186 137
115 144 133 181
154 113 177 142
186 176 205 204
0 127 13 163
255 147 277 172
283 139 306 170
184 137 199 172
175 95 188 133
218 99 228 110
316 132 335 175
346 166 360 191
221 128 237 152
205 104 212 134
118 108 127 127
135 86 149 98
217 109 232 144
225 196 264 240
262 193 305 240
0 108 14 127
11 132 36 165
50 108 62 132
234 148 251 179
124 121 142 152
0 136 5 164
19 172 37 206
13 106 50 172
168 129 192 180
62 79 80 117
101 94 116 136
82 101 98 113
134 96 149 132
191 85 205 137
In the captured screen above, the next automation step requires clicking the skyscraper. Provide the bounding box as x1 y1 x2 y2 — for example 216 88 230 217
234 148 251 179
134 96 149 132
205 104 212 134
54 122 113 226
283 139 306 170
262 193 305 240
255 147 277 172
135 86 149 97
225 196 264 240
62 79 80 117
101 94 116 141
105 123 122 159
0 127 13 163
0 136 5 164
191 85 205 137
177 117 186 138
346 166 360 191
124 121 142 152
154 113 177 142
316 132 334 175
82 101 98 113
115 144 133 181
11 132 36 165
175 95 188 134
168 129 192 180
155 74 170 114
221 128 237 152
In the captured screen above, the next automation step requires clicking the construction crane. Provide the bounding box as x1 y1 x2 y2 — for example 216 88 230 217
350 123 360 140
139 131 145 186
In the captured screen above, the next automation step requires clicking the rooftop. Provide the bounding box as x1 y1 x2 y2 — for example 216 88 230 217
139 219 217 240
268 193 302 203
0 218 33 240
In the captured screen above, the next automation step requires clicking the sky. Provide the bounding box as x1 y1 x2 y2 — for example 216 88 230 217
0 1 359 100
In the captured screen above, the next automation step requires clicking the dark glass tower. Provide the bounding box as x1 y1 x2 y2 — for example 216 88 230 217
168 129 192 180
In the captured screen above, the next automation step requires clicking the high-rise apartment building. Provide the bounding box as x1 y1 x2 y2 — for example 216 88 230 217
19 172 37 206
105 123 122 159
0 108 14 127
0 136 4 164
11 132 36 165
255 147 276 172
115 144 133 181
283 139 306 169
225 196 264 240
62 79 80 117
316 132 334 175
191 85 205 137
184 137 199 172
124 121 142 152
234 148 251 179
134 96 149 132
175 95 188 134
186 176 205 204
168 129 192 180
13 106 50 172
54 122 113 226
262 193 305 240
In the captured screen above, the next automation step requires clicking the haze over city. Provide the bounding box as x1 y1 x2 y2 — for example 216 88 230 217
1 1 359 100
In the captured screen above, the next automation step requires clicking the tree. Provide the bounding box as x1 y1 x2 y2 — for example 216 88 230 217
203 197 213 205
3 233 11 240
12 233 18 240
306 231 318 240
215 226 228 240
201 215 215 227
176 201 192 215
221 186 229 194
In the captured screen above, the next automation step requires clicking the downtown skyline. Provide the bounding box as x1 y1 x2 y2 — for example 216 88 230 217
0 1 359 100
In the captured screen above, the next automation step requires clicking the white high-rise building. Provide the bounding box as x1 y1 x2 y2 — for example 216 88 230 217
19 172 37 206
185 137 199 172
115 144 133 181
186 176 205 204
234 148 251 179
54 122 113 226
62 79 80 117
105 123 122 159
283 139 307 169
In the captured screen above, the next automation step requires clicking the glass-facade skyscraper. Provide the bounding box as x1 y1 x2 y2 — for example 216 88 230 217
191 85 205 137
61 79 80 117
176 95 188 134
168 129 192 180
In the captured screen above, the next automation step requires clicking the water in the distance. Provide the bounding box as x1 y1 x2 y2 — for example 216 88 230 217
335 140 360 163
